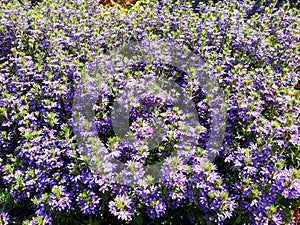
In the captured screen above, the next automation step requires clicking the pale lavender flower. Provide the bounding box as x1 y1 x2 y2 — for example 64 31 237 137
108 194 134 221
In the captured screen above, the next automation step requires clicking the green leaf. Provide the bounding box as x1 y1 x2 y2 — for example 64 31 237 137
0 107 7 120
136 215 143 225
234 214 242 224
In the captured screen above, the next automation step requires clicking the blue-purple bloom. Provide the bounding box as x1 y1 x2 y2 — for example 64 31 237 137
146 195 166 219
108 194 134 221
76 191 100 214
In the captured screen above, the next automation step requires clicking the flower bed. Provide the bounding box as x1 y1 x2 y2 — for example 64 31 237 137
0 0 299 224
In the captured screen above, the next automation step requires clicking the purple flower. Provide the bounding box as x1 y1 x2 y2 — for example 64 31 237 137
108 194 134 221
28 214 52 225
274 169 300 199
120 160 145 185
146 195 166 219
76 191 100 214
48 185 73 211
0 212 10 225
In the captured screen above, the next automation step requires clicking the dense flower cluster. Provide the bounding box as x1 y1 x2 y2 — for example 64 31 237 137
0 0 299 224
